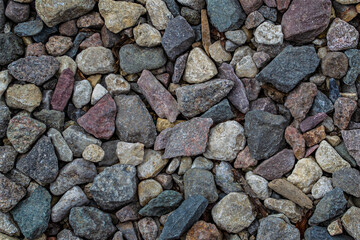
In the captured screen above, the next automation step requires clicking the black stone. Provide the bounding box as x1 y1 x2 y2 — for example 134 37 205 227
344 49 360 86
33 109 65 131
335 142 357 167
139 190 183 217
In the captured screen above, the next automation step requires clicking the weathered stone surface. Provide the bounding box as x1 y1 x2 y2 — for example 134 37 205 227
305 226 352 240
235 55 258 78
311 177 333 200
116 141 144 166
184 168 218 203
0 174 25 212
14 19 43 37
57 229 82 240
234 146 258 169
163 118 213 159
214 161 242 193
76 47 115 75
72 80 92 108
303 125 326 147
138 217 158 240
33 109 65 131
115 95 157 148
341 206 360 240
327 18 359 51
138 179 163 206
343 49 360 85
137 150 168 180
0 101 10 139
105 74 130 95
146 0 173 30
333 97 357 130
200 99 234 124
176 79 234 118
300 112 328 132
342 129 360 166
0 33 24 66
0 146 17 174
5 84 42 112
264 198 302 223
332 168 360 197
257 215 300 240
245 171 271 200
315 140 350 173
310 91 334 115
139 190 183 217
209 40 232 63
285 126 306 160
134 23 161 48
186 220 222 240
254 21 283 45
256 45 319 93
321 52 349 79
5 1 29 23
0 211 19 237
45 36 73 56
82 144 104 162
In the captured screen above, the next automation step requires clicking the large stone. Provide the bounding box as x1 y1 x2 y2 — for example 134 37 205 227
5 84 42 112
315 140 350 173
257 215 300 240
184 168 218 203
146 0 173 30
341 129 360 166
139 190 183 217
0 211 19 237
0 146 17 174
305 226 352 240
281 0 331 43
137 150 168 180
333 97 357 130
115 95 157 148
256 45 320 93
327 18 359 51
0 174 26 212
35 0 96 27
332 168 360 197
341 207 360 240
76 47 115 75
0 33 24 66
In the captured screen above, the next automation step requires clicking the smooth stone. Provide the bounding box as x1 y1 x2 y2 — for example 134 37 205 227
0 146 17 174
76 47 115 75
264 198 302 223
192 157 213 170
200 99 234 124
32 25 59 44
332 168 360 197
90 84 107 105
82 144 104 162
215 161 242 193
311 176 333 199
116 141 144 166
300 112 328 132
47 128 73 162
321 52 349 79
0 174 26 212
235 55 258 78
257 215 300 240
0 70 12 98
72 80 92 109
341 206 360 240
184 168 218 203
315 140 350 173
14 19 43 37
245 171 271 200
225 30 247 45
134 23 161 47
139 190 183 217
209 40 232 63
5 84 42 112
137 150 168 180
0 33 24 66
138 179 163 206
146 0 173 30
105 74 131 95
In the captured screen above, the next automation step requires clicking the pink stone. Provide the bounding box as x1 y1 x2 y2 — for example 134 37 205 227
276 0 291 11
234 146 258 169
156 73 170 87
77 94 117 140
333 97 357 130
138 70 179 123
300 112 328 133
239 0 263 14
305 144 319 157
327 18 359 52
154 128 173 151
80 33 103 50
341 129 360 166
250 97 277 115
51 68 74 111
264 0 276 7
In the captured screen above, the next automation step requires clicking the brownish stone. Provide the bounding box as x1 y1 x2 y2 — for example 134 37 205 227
334 97 357 130
59 20 78 37
276 0 291 11
80 33 103 50
285 126 305 160
186 221 222 240
321 52 349 79
45 36 73 56
25 43 46 57
239 0 263 14
303 125 326 147
77 12 104 29
234 146 258 169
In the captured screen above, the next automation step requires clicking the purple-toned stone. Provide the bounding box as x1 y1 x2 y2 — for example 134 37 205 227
59 20 78 37
264 0 276 7
252 51 271 68
77 94 117 140
154 128 173 151
156 73 170 87
163 118 213 159
172 53 188 84
239 0 262 14
242 78 262 101
276 0 291 11
116 203 140 223
253 149 295 180
300 112 328 133
250 97 277 115
79 33 103 49
5 0 29 23
234 146 258 169
327 18 359 52
0 173 26 212
51 68 74 111
25 43 46 57
341 129 360 166
305 144 319 157
138 70 179 123
101 25 121 48
218 63 249 113
76 12 104 29
347 121 360 130
333 97 357 130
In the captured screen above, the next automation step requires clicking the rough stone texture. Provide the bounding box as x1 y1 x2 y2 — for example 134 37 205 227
212 192 255 233
69 206 116 240
146 0 173 30
264 198 302 223
138 217 158 240
116 141 144 166
115 95 157 148
172 53 188 84
16 136 58 185
234 146 258 169
310 91 334 115
209 40 232 63
281 0 331 43
333 97 357 130
215 161 242 193
57 229 82 240
254 22 283 45
176 79 234 118
0 33 24 66
257 215 300 240
47 128 73 162
35 0 96 27
5 84 42 112
235 55 258 78
163 118 213 159
90 165 137 210
0 146 17 174
72 79 92 108
105 74 131 95
0 101 10 139
244 110 288 160
76 47 115 75
344 49 360 85
0 173 26 212
137 150 168 180
186 221 222 240
0 71 12 98
138 179 163 207
305 226 351 240
327 18 359 51
134 23 161 48
45 36 73 56
139 190 183 217
82 144 104 162
256 45 320 93
5 0 29 23
332 168 360 197
315 140 350 173
285 126 306 160
341 129 360 166
312 177 333 199
98 140 119 167
303 125 326 147
321 52 349 79
184 168 218 203
33 109 65 131
0 211 19 237
341 207 360 240
300 112 328 133
8 56 59 86
14 19 43 37
245 171 271 200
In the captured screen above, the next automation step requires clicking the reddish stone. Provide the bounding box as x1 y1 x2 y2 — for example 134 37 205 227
5 0 29 23
305 144 319 157
59 20 78 37
77 94 117 140
77 12 104 29
276 0 291 11
321 52 349 79
303 125 326 147
186 221 222 240
156 73 170 87
138 70 179 123
285 126 305 160
79 33 103 50
154 128 173 151
51 68 74 111
264 0 276 7
281 0 332 43
341 129 360 166
25 43 46 57
253 51 271 68
333 97 357 130
300 112 328 132
234 146 258 169
327 18 359 51
239 0 263 14
250 97 277 115
101 25 121 48
284 82 318 121
253 149 295 180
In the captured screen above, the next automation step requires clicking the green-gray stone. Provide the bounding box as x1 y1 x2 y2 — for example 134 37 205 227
139 190 183 217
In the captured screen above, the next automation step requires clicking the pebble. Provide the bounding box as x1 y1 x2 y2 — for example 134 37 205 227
69 206 116 240
139 190 183 217
155 174 173 190
80 34 103 51
327 18 359 51
341 206 360 240
90 84 107 105
178 157 192 175
0 33 24 66
56 56 77 76
184 168 218 203
172 53 188 84
209 40 232 63
311 176 333 200
343 49 360 85
5 0 29 23
234 146 258 169
72 80 92 109
45 36 73 56
59 20 78 37
166 158 180 174
257 215 300 240
186 220 222 240
183 47 217 84
14 19 43 37
116 203 140 222
33 109 65 131
285 126 306 160
235 55 258 78
50 69 74 111
51 186 89 222
315 140 350 173
310 90 334 115
116 141 144 166
212 192 255 233
0 146 17 174
181 7 200 25
230 45 255 66
303 125 326 147
5 84 42 112
245 171 271 200
105 74 131 95
225 30 247 45
341 129 360 166
0 211 19 236
66 32 93 58
327 219 343 236
0 173 26 212
138 179 163 206
305 226 349 240
82 144 105 162
300 112 328 132
134 23 161 47
214 161 242 193
256 45 319 93
254 21 284 45
7 56 59 85
47 128 73 162
333 97 357 130
138 217 158 240
264 198 302 223
11 187 51 240
98 140 119 167
137 150 168 180
245 11 265 29
332 168 360 197
119 44 167 74
321 52 349 79
146 0 173 30
77 12 104 29
57 229 82 240
0 70 12 98
200 99 234 124
76 47 115 75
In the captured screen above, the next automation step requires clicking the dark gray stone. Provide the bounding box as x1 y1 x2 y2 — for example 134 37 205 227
11 187 51 240
181 7 200 25
256 45 320 93
163 0 180 17
159 195 208 240
172 52 188 84
69 206 116 240
33 109 65 131
98 140 120 166
139 190 183 217
119 44 167 74
0 0 4 31
0 33 24 65
67 103 86 121
305 226 353 240
332 168 360 198
310 90 334 115
257 215 300 240
16 136 58 185
329 78 341 103
115 95 157 148
309 188 347 225
66 32 93 58
200 99 234 124
184 168 218 203
0 173 26 212
344 49 360 86
14 19 44 37
162 16 195 61
335 142 357 167
192 24 202 42
207 0 246 32
33 25 58 44
244 110 287 160
215 161 242 193
90 164 137 210
0 101 11 138
0 146 17 174
258 5 277 22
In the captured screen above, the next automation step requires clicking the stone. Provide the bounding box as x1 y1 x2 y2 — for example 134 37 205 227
116 203 140 223
0 146 17 174
328 219 343 236
146 0 173 30
105 74 131 95
116 141 144 166
134 24 161 48
59 20 78 37
235 55 258 78
285 126 306 160
254 22 284 45
6 115 46 154
344 49 360 85
250 97 277 114
138 179 163 206
245 11 265 29
184 168 218 203
284 82 318 121
115 95 157 148
244 110 288 160
76 47 115 75
309 188 347 225
209 40 232 63
342 129 360 166
256 45 320 93
155 174 173 190
35 0 96 27
5 84 42 112
230 45 255 66
62 125 101 157
0 101 10 139
303 125 326 147
98 140 119 167
11 187 51 240
181 7 200 25
69 206 116 240
257 215 300 240
225 30 247 45
66 32 93 58
245 172 271 200
45 36 72 56
56 56 77 76
0 211 19 237
33 109 65 131
212 192 255 233
268 179 313 209
333 97 357 130
264 198 302 223
138 217 158 240
316 140 350 173
163 118 213 159
50 69 74 111
0 33 24 66
51 186 89 222
327 18 359 51
162 16 194 61
116 222 137 240
321 52 349 79
16 136 58 185
172 53 188 84
163 0 180 16
57 229 82 240
234 146 258 169
0 0 3 31
76 12 103 29
305 226 351 240
159 195 208 240
137 150 168 180
200 99 234 124
119 44 167 74
341 207 360 240
5 0 29 23
82 144 104 163
79 33 103 50
90 84 107 105
312 176 333 199
183 47 217 84
166 158 180 174
332 168 360 197
139 190 183 217
207 0 246 32
281 0 331 43
0 71 12 98
47 128 73 162
186 221 222 240
14 19 43 37
101 26 121 48
300 113 328 132
176 79 234 117
192 157 213 170
178 157 192 175
310 91 334 115
72 80 92 109
32 25 58 44
177 0 204 10
7 56 59 86
0 174 26 212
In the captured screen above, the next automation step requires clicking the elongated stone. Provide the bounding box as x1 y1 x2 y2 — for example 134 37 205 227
51 68 74 111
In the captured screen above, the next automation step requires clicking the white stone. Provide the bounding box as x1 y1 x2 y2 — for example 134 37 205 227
91 84 108 105
138 179 163 206
82 144 105 163
264 198 302 223
116 141 144 166
209 40 232 63
245 171 271 200
204 121 246 161
311 176 333 199
254 21 284 45
315 140 350 173
134 23 162 47
137 150 169 180
235 55 258 78
0 70 12 98
47 128 73 162
225 30 247 45
72 80 92 108
146 0 173 30
76 47 115 75
230 46 255 67
183 47 218 84
105 74 131 95
56 56 77 77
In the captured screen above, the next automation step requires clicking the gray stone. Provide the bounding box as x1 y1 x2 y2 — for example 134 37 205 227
139 190 183 217
76 46 115 75
0 101 10 138
0 146 17 174
0 0 4 32
177 0 204 10
163 0 180 16
305 226 352 240
34 109 64 131
257 215 300 240
0 211 19 237
332 168 360 197
192 157 213 170
47 128 73 162
184 168 218 203
0 33 24 66
215 161 242 193
200 99 234 124
72 80 92 109
57 229 82 240
246 172 271 200
344 49 360 86
98 140 119 166
310 90 334 115
0 173 26 212
341 206 360 240
14 19 43 37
